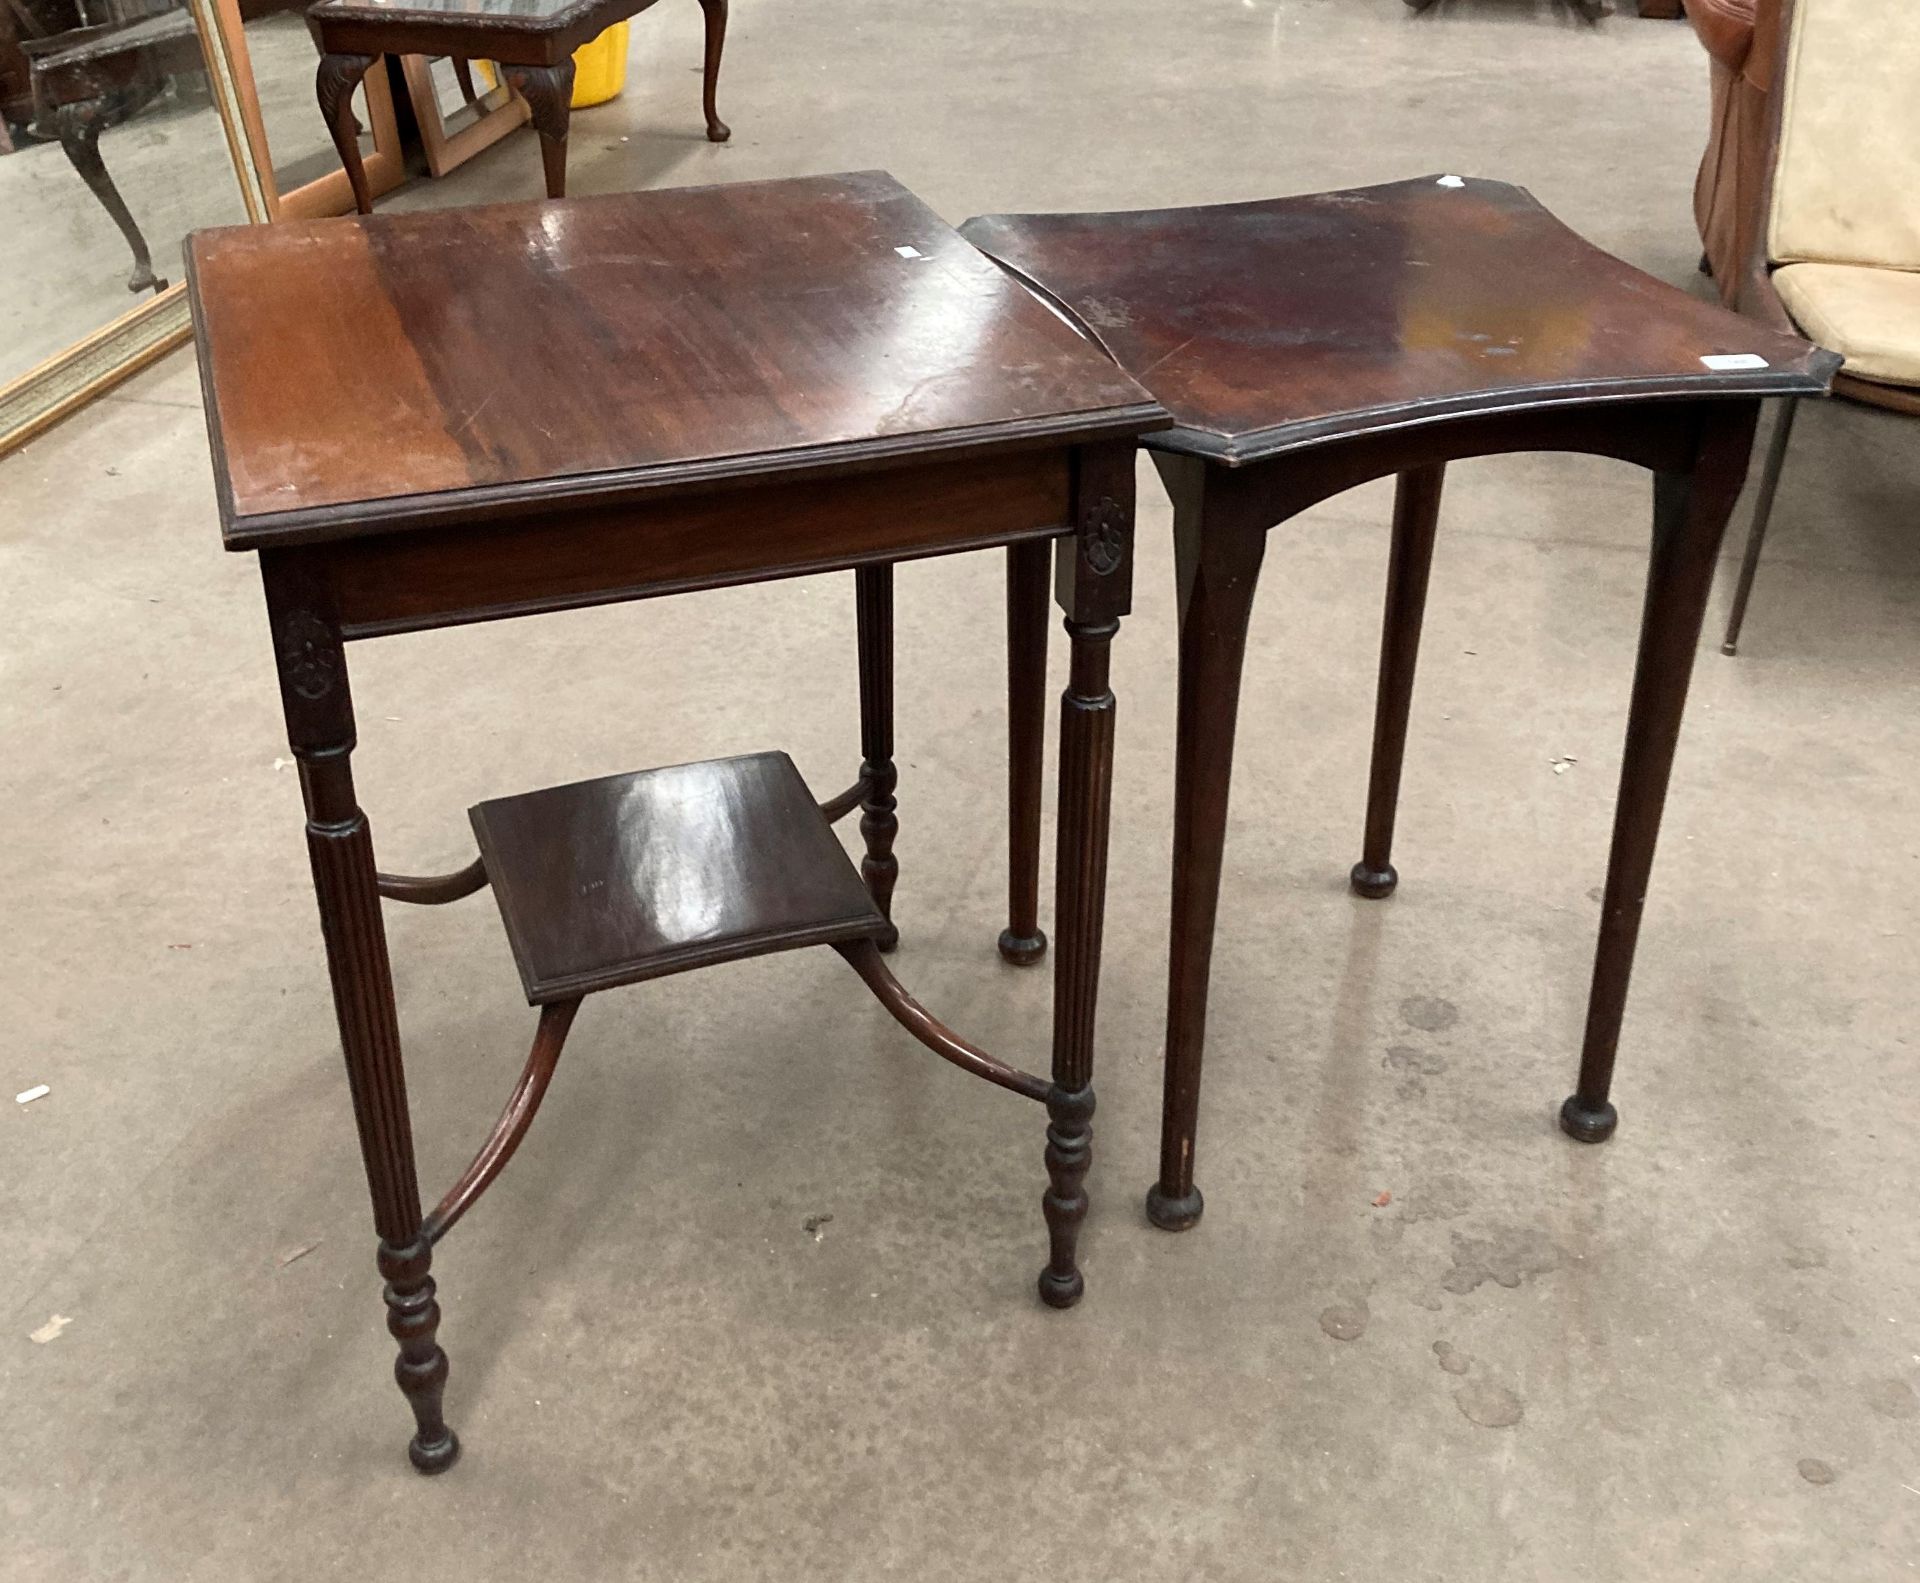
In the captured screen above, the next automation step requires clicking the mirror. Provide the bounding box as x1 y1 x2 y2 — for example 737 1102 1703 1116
399 52 525 183
210 0 402 221
0 0 419 453
0 0 252 451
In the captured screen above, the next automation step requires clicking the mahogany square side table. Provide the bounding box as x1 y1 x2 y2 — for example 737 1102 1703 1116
962 177 1835 1230
186 170 1165 1472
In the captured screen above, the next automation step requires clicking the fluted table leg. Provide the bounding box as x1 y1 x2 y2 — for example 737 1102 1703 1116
1038 445 1133 1308
265 556 457 1474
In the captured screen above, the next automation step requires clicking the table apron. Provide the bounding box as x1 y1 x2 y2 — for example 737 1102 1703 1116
1221 400 1723 525
314 18 607 65
312 448 1074 639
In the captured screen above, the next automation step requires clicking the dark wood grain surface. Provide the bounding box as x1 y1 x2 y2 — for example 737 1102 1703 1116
961 176 1838 464
312 0 662 69
186 170 1162 544
471 752 889 1003
315 0 607 23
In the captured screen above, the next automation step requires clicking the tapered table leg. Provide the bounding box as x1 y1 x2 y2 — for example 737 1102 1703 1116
1000 539 1051 965
1352 464 1444 898
265 570 457 1473
1561 403 1758 1142
1148 485 1268 1233
504 60 574 198
854 564 899 950
1721 396 1799 656
1039 447 1133 1307
316 53 378 215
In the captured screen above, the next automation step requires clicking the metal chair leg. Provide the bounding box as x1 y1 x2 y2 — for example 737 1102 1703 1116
1721 396 1800 656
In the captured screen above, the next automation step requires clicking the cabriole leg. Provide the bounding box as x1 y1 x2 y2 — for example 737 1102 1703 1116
503 60 574 198
51 105 162 293
697 0 730 141
315 53 378 215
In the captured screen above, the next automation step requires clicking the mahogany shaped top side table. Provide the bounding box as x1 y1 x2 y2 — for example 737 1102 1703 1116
962 176 1836 1230
187 169 1166 1473
311 0 730 214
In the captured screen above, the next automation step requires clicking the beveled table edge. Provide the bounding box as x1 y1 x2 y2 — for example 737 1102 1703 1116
957 180 1843 469
201 401 1170 551
1150 359 1840 467
308 0 643 37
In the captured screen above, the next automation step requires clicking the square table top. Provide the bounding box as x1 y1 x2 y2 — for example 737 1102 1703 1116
471 752 889 1004
961 176 1838 466
186 170 1164 550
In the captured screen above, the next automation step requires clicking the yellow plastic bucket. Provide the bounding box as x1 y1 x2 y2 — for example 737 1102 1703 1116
569 21 629 109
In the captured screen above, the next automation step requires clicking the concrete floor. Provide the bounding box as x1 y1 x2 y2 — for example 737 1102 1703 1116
5 1 1918 1577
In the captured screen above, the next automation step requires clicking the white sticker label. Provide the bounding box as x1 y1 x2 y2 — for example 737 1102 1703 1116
1701 353 1769 371
1437 175 1465 188
894 245 926 260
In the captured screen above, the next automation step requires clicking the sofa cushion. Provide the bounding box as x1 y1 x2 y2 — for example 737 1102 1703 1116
1769 0 1920 272
1774 262 1920 386
1689 0 1758 72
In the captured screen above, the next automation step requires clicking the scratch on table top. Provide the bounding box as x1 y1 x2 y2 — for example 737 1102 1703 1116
450 393 496 438
1134 334 1199 382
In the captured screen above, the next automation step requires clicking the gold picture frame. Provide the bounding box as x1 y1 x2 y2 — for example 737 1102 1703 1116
0 280 193 457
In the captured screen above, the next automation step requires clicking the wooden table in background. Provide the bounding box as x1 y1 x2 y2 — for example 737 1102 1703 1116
310 0 731 212
186 170 1165 1473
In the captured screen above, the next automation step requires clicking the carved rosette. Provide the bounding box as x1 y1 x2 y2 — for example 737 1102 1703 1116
278 611 340 702
1080 497 1127 577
